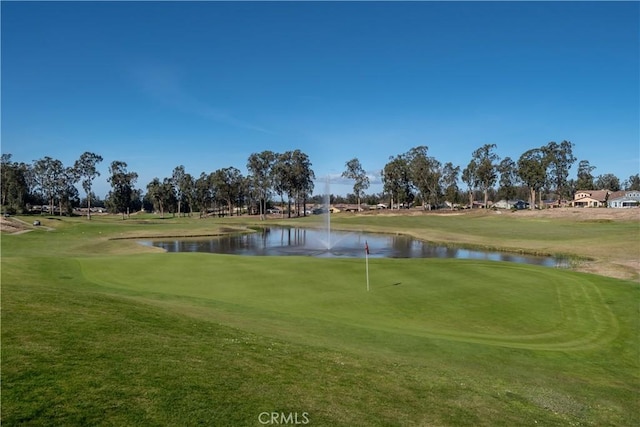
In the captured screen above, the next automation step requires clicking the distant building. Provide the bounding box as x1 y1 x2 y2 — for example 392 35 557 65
571 190 611 208
491 199 529 210
607 190 640 208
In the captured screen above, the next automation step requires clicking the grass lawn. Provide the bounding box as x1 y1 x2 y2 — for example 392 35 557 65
2 213 638 426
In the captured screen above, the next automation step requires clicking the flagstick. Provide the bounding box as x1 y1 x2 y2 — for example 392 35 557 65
365 248 370 292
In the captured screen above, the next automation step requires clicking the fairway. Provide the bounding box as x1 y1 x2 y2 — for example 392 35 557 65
2 214 638 426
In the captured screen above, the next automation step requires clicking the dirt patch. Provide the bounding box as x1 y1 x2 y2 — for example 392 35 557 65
361 207 640 221
0 217 31 234
508 207 640 221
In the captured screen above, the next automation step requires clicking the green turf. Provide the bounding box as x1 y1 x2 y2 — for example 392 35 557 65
2 214 638 426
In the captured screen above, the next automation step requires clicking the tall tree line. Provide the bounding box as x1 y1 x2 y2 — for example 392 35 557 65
2 143 638 216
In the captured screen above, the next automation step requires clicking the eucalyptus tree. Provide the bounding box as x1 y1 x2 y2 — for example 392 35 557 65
470 143 500 208
273 152 293 217
594 173 621 192
171 165 188 217
106 160 138 219
290 150 315 216
497 157 519 201
461 160 478 208
624 174 640 191
73 151 103 219
58 166 80 215
210 167 243 216
517 148 547 210
542 141 576 200
243 175 259 215
32 156 65 215
194 172 213 217
382 154 412 209
341 157 369 211
247 150 276 220
576 160 596 190
147 178 168 217
406 146 442 210
183 172 196 216
163 177 177 216
1 154 30 213
441 162 460 209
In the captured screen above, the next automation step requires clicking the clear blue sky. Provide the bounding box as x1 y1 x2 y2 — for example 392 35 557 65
2 1 638 197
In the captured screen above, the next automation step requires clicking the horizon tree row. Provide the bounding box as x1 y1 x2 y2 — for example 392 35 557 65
377 141 639 211
2 144 639 216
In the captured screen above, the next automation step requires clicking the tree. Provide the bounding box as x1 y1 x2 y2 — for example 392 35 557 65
247 151 276 220
441 162 460 209
183 173 196 216
290 150 315 217
624 174 640 191
106 161 138 219
1 154 30 213
210 167 243 216
32 156 65 215
74 152 103 219
171 165 187 217
194 172 213 217
471 143 500 208
341 158 369 211
406 146 442 210
273 152 293 217
517 148 547 210
147 177 168 217
58 167 80 216
461 160 478 208
163 177 177 215
576 160 596 190
542 141 576 201
382 154 412 209
594 173 621 192
497 157 519 200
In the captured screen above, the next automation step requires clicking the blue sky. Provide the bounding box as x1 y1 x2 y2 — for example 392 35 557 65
2 1 638 197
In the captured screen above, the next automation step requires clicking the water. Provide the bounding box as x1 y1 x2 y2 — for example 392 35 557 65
141 226 567 267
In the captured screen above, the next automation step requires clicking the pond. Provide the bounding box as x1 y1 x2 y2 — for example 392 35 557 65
141 227 567 268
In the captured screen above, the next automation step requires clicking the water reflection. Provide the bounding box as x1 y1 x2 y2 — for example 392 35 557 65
141 227 566 267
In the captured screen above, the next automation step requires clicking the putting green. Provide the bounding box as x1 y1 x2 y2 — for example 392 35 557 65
79 254 619 352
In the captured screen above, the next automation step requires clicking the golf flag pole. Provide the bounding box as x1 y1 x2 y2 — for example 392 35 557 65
365 241 370 291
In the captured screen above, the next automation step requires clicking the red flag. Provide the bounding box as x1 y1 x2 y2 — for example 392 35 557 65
365 241 369 255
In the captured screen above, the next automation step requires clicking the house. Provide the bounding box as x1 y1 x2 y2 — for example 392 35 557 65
571 190 611 208
607 190 640 208
491 199 530 210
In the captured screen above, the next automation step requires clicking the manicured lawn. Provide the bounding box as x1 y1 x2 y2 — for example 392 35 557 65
2 214 638 426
